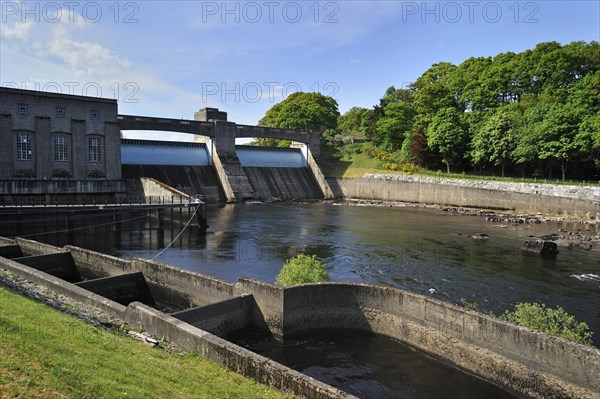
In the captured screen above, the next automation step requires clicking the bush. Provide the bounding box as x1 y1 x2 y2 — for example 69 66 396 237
501 303 593 346
401 162 418 174
382 162 399 171
275 254 331 287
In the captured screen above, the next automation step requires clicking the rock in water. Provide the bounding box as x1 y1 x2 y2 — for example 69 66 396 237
472 233 489 241
521 240 559 260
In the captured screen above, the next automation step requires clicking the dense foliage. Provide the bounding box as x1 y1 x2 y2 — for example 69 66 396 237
255 92 340 147
501 302 593 346
335 41 600 179
275 254 331 287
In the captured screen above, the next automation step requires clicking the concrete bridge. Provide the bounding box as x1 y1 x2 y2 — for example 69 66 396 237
118 113 332 202
117 115 215 137
117 114 320 150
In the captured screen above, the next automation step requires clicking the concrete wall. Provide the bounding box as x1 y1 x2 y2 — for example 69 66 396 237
0 179 126 194
307 147 333 199
171 294 255 336
65 245 235 310
234 278 285 337
282 283 600 399
329 178 600 219
243 167 323 201
124 303 355 399
16 237 68 256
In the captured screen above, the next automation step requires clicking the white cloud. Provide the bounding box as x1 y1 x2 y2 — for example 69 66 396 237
0 21 34 41
46 37 131 75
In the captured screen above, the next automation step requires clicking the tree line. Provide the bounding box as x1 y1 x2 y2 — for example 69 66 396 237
337 41 600 180
258 41 599 180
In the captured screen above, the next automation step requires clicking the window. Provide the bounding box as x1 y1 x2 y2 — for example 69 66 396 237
17 103 28 114
16 133 32 160
54 135 69 161
55 106 65 117
88 137 102 162
90 109 100 120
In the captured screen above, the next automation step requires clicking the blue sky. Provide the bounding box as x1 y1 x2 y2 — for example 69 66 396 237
1 1 599 140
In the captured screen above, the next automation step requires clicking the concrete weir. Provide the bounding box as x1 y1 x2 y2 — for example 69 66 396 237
1 237 599 399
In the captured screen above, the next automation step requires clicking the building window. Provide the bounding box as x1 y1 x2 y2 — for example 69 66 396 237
17 103 28 114
90 109 100 120
55 106 65 117
88 137 102 162
16 133 32 160
54 135 69 161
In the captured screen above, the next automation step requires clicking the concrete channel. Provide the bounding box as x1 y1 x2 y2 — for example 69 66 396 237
1 236 599 399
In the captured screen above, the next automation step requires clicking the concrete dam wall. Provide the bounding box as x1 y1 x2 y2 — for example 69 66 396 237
328 177 600 219
244 167 323 201
1 237 599 399
121 142 327 202
122 165 225 203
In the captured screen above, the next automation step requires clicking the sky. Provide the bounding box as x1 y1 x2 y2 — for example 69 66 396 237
1 0 599 141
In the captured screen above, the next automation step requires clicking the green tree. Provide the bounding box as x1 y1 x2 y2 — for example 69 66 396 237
471 104 521 176
373 100 415 151
426 107 467 173
259 92 339 132
337 106 369 142
501 303 593 346
275 254 331 287
413 62 458 122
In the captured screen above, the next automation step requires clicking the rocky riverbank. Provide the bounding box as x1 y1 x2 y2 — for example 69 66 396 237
335 199 600 251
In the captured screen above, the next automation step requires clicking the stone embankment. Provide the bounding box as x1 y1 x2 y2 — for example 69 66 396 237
364 173 600 201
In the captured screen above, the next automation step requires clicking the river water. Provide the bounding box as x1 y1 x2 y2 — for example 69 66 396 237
7 202 599 398
115 203 599 342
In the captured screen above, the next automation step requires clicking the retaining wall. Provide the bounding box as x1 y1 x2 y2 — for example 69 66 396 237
283 283 600 399
328 178 600 219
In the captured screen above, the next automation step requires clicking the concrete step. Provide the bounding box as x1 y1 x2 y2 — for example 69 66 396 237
170 295 254 337
0 245 24 259
76 272 154 306
14 252 81 283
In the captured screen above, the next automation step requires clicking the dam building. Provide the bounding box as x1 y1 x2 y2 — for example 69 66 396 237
0 87 332 203
0 87 124 196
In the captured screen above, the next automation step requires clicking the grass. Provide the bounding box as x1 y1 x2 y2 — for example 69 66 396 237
322 142 600 186
0 285 292 399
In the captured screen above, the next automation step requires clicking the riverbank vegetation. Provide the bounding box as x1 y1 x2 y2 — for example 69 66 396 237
0 285 291 399
459 298 594 346
330 41 599 181
258 41 599 182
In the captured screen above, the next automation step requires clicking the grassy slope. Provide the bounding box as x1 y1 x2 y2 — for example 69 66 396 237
322 142 599 186
0 285 292 399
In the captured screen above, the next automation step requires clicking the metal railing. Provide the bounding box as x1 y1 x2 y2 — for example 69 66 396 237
0 195 200 207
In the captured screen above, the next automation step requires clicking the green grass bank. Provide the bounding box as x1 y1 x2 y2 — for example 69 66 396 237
0 284 291 399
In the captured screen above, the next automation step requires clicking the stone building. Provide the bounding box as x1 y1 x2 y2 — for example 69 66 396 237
0 87 124 196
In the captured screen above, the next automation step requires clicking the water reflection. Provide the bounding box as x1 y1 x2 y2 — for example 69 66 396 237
230 329 520 399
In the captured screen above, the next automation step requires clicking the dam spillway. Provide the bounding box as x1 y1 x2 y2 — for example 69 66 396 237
121 139 325 202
